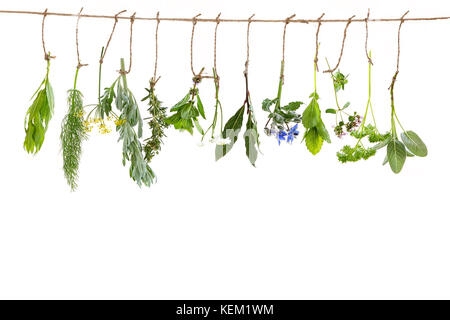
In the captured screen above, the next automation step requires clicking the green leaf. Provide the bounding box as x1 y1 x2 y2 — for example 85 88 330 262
170 93 190 111
382 154 388 166
387 139 407 174
193 118 204 135
215 106 245 161
282 101 303 111
302 98 320 129
244 113 258 166
316 120 331 143
373 135 392 150
196 93 206 119
262 98 275 112
400 131 427 157
342 102 350 110
325 108 336 114
305 128 323 155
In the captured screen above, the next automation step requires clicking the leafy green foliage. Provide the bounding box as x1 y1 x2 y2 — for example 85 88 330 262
332 70 348 92
302 92 330 154
337 145 376 163
142 85 168 162
166 84 205 135
24 58 54 154
245 108 259 166
387 139 407 174
400 131 427 157
215 106 245 161
60 77 88 191
351 124 390 143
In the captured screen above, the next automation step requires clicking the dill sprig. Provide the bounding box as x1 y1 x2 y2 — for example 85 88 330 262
24 55 55 154
60 68 88 191
142 83 168 162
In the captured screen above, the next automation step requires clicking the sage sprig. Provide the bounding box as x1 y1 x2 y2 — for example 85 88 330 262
302 63 330 155
215 71 260 166
379 73 428 174
337 53 390 163
166 72 206 135
97 58 156 187
142 81 168 162
23 55 55 154
60 68 88 190
262 61 303 145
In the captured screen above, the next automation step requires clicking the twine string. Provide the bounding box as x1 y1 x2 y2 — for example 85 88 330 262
314 13 325 71
150 11 161 87
365 9 373 65
41 9 55 60
323 15 355 73
281 14 296 84
75 7 88 69
190 13 202 78
123 12 136 74
244 14 255 75
99 9 126 64
389 10 409 90
213 12 221 85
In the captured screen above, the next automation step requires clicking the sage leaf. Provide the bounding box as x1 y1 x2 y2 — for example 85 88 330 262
400 131 427 157
215 106 245 161
387 139 407 174
244 113 258 166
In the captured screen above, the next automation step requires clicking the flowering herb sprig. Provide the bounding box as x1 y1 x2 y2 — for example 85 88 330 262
142 79 168 162
324 64 362 138
23 54 55 154
201 68 227 145
302 62 331 155
337 54 390 163
93 58 155 187
215 70 260 166
60 67 88 191
262 61 303 145
165 70 206 135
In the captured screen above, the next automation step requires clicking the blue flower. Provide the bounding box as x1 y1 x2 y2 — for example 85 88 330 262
277 130 287 145
286 124 299 144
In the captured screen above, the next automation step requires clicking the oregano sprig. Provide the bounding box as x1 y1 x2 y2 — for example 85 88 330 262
23 55 55 154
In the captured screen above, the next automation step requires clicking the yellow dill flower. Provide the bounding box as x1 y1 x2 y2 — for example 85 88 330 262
114 119 127 126
98 122 111 134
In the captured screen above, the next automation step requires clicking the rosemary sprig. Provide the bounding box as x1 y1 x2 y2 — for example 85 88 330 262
60 68 88 190
23 55 55 154
142 80 168 162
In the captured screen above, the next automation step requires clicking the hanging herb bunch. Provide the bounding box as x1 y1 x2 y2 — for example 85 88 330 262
262 61 303 145
97 58 156 186
337 52 390 163
23 55 55 154
324 64 362 138
165 70 206 135
215 16 260 166
60 67 88 190
262 16 302 146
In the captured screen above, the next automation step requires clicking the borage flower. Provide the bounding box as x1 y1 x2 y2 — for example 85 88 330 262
277 130 287 145
286 124 299 144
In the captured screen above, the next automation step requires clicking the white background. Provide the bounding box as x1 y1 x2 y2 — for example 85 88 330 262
0 0 449 299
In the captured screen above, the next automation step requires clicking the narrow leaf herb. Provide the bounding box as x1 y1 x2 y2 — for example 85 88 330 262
60 68 88 190
142 81 168 162
23 55 55 154
262 61 303 145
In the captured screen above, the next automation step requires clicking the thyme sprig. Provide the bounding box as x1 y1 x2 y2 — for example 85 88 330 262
23 55 55 154
60 68 88 190
142 80 168 162
262 61 303 145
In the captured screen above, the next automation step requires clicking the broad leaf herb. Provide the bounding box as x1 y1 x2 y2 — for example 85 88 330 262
23 55 55 154
302 63 330 155
262 61 303 145
60 68 88 190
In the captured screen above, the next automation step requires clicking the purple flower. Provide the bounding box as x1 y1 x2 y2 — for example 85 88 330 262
277 130 287 145
286 124 299 144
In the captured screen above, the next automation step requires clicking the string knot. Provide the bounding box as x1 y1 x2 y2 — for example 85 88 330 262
216 12 221 25
285 14 296 25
